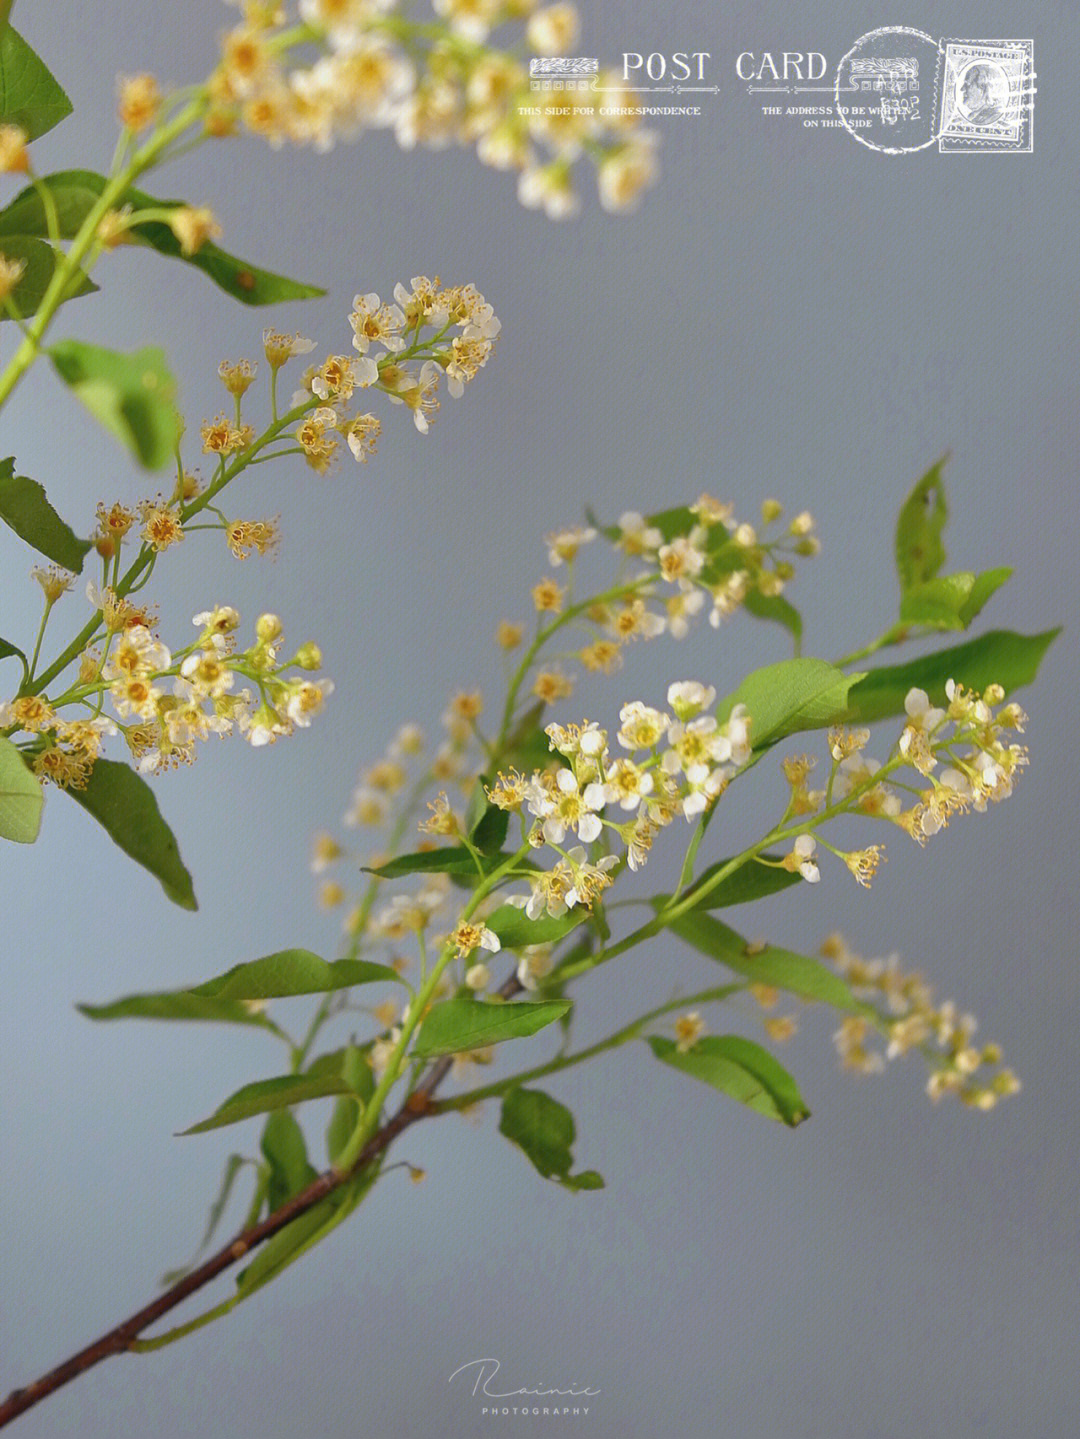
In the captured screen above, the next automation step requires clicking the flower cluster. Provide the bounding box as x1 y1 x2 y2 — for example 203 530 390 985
767 680 1027 890
0 596 331 785
495 498 818 704
207 1 659 215
494 684 751 918
822 934 1020 1110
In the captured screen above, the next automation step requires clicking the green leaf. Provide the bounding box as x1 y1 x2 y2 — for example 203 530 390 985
742 589 803 651
499 698 552 773
0 26 72 140
190 950 402 1001
466 779 510 854
666 910 861 1011
486 901 589 950
237 1203 333 1298
499 1087 604 1192
65 758 197 909
646 504 696 543
0 636 28 680
0 456 92 571
49 339 179 470
412 997 570 1059
236 1163 377 1299
160 1153 250 1286
325 1095 361 1166
77 991 277 1029
895 459 948 591
958 567 1013 626
899 568 1013 632
676 853 802 910
0 233 96 323
717 657 863 747
0 733 43 843
363 845 504 879
845 628 1059 726
182 1072 353 1135
261 1110 317 1209
0 170 324 306
648 1035 809 1126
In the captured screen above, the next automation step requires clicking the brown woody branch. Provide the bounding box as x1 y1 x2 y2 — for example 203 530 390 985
0 966 523 1430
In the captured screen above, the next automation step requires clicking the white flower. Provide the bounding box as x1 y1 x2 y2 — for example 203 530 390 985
527 2 579 55
661 716 731 782
465 962 490 991
665 584 705 639
667 681 716 720
593 757 654 812
789 833 819 882
516 945 555 991
529 768 605 845
370 1026 402 1079
518 162 579 220
566 851 618 909
904 687 945 732
616 511 663 555
349 292 406 354
617 701 669 751
598 134 660 214
545 525 597 567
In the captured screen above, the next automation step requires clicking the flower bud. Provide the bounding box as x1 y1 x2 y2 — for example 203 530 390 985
294 641 323 671
255 613 282 643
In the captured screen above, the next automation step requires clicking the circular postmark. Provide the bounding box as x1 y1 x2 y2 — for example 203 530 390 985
835 26 944 154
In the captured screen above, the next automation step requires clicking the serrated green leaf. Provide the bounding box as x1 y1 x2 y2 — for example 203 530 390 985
65 758 197 909
499 1087 604 1192
0 233 96 323
676 853 802 910
717 657 863 747
648 1034 809 1126
896 459 948 591
412 997 570 1059
845 628 1059 726
182 1072 353 1135
261 1110 317 1210
486 901 589 950
666 910 861 1011
0 733 43 843
0 456 92 571
77 991 277 1029
0 170 324 306
189 950 402 1001
0 26 72 140
49 339 179 469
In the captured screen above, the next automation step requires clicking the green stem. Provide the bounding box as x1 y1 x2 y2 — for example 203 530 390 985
332 842 532 1175
439 983 746 1111
833 623 910 669
494 577 651 752
0 94 208 415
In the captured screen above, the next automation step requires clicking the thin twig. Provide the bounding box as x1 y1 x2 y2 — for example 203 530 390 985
0 1026 476 1428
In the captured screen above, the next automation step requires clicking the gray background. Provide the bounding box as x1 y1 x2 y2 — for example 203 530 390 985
2 2 1078 1436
